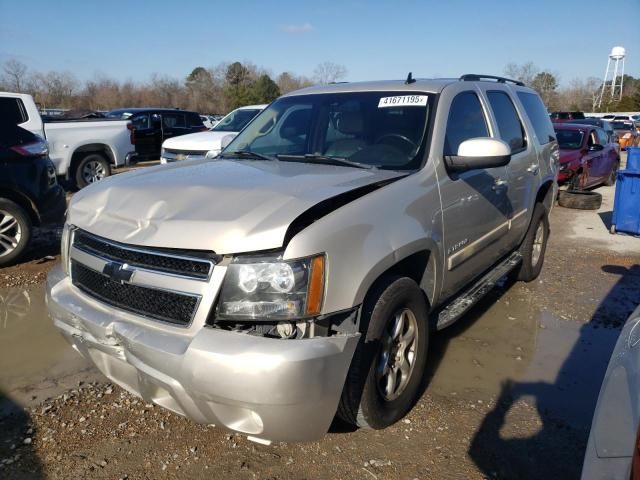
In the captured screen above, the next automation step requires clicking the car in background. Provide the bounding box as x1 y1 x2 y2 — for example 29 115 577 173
2 92 135 188
581 304 640 480
106 108 206 160
550 111 585 123
0 124 66 266
612 115 637 123
160 104 266 164
612 121 640 150
554 123 619 189
199 115 216 129
568 118 618 144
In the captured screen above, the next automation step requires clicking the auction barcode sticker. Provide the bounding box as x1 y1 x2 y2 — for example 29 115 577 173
378 95 428 108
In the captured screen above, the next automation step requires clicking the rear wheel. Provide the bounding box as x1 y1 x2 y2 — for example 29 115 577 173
0 199 32 267
75 153 111 189
604 160 619 187
337 277 429 429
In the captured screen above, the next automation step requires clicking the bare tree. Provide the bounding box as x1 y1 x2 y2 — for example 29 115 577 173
503 62 539 86
2 59 29 92
313 62 347 84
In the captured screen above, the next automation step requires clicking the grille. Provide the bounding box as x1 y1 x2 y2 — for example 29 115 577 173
71 262 199 325
73 229 213 279
164 148 209 156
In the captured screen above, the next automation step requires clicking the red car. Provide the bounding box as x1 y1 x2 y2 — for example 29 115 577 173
554 124 620 189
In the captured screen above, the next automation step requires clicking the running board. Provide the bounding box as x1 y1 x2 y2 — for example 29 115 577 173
436 251 522 330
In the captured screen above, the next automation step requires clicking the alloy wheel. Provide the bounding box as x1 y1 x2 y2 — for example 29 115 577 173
82 160 107 184
0 210 21 258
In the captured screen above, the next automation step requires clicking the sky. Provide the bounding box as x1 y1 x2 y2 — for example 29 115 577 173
1 0 639 86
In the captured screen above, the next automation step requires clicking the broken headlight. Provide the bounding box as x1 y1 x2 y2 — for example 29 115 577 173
216 254 325 320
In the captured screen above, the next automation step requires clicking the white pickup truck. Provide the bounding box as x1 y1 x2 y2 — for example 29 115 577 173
0 92 136 188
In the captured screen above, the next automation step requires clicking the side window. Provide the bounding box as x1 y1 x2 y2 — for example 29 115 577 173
131 114 149 129
0 97 28 124
517 92 555 145
188 113 204 128
487 91 526 152
596 128 608 145
162 113 186 129
444 91 489 156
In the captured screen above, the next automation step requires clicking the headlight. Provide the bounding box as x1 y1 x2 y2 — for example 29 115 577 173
216 254 325 320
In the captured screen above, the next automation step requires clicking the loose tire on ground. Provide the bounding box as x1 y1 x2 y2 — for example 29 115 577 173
74 153 111 189
0 198 33 267
557 189 602 210
514 203 550 282
337 276 429 429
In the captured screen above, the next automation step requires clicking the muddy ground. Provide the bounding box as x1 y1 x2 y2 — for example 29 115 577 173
1 158 639 479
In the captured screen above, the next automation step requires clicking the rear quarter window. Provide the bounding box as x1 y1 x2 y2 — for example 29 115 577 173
517 92 555 145
188 113 204 128
0 97 29 124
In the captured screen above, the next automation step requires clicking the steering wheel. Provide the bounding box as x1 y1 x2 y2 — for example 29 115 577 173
374 133 417 152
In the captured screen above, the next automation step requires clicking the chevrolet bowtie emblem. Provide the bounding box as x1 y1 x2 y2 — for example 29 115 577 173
102 262 134 283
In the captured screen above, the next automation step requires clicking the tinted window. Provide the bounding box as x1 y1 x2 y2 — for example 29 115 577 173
0 97 28 124
518 92 555 144
131 114 149 129
187 113 204 128
487 91 526 152
162 113 186 128
213 109 261 132
444 91 488 156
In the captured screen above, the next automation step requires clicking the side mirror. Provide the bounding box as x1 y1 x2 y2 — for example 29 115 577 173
220 134 235 150
445 138 511 172
588 144 604 152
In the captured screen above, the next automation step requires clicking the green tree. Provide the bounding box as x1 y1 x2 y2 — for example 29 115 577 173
252 74 280 103
224 62 255 109
531 72 558 108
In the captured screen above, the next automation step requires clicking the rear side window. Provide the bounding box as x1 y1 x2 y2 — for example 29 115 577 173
0 97 28 124
517 92 555 145
162 113 186 128
444 91 489 156
487 91 526 152
131 114 149 129
187 113 204 128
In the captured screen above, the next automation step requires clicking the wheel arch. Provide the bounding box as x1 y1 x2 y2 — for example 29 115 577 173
535 179 555 212
69 143 115 179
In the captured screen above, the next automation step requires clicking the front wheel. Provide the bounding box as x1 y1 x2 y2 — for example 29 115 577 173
514 203 549 282
75 153 111 189
337 277 429 429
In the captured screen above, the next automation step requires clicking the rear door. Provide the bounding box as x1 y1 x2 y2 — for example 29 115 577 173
482 88 536 244
160 112 188 145
438 89 511 298
130 113 156 157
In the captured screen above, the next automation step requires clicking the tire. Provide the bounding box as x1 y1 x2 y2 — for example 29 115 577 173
74 153 111 189
514 203 549 282
604 160 619 187
557 190 602 210
337 276 429 429
0 199 32 267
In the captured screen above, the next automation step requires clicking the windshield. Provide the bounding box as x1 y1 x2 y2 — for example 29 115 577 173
612 122 632 131
212 108 261 132
555 129 584 149
223 92 432 170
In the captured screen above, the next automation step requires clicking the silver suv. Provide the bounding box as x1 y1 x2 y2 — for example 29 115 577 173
47 74 558 444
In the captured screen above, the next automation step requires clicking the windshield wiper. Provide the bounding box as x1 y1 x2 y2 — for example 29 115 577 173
276 154 375 170
219 150 276 161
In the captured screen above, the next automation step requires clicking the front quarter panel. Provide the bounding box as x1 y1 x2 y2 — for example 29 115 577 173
284 164 443 314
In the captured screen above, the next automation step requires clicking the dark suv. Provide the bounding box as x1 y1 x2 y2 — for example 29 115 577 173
550 111 585 123
0 125 66 266
105 108 206 160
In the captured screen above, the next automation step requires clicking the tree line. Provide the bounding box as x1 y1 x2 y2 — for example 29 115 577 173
2 57 639 115
0 59 347 114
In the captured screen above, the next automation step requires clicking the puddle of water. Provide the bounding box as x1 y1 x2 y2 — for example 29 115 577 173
0 284 93 401
428 286 621 428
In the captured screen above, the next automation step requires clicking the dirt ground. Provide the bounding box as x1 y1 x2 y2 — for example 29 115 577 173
1 158 639 479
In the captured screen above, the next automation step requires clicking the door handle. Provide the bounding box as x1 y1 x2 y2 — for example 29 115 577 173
526 163 539 175
492 178 507 191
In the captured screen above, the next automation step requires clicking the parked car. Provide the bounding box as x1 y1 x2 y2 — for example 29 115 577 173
581 303 640 480
612 121 640 150
160 104 266 163
551 111 585 123
47 74 557 444
554 124 619 189
612 115 637 123
106 108 206 160
199 114 221 129
1 92 135 188
0 124 66 266
567 118 617 144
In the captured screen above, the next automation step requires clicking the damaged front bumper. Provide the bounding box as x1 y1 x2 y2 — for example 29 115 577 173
46 265 359 443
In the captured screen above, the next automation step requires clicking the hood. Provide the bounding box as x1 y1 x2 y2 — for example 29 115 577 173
162 130 237 151
69 159 404 253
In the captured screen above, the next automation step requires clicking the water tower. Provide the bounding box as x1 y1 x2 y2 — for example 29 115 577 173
597 46 626 108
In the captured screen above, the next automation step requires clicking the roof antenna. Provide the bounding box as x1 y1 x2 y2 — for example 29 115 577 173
405 72 416 84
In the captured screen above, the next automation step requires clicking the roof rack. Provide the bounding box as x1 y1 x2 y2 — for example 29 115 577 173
459 74 525 87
